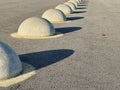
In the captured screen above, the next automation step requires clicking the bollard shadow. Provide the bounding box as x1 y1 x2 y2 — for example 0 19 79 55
76 7 87 9
67 17 84 21
0 49 74 87
19 49 74 70
73 11 87 14
56 27 82 34
79 5 88 6
81 2 88 4
80 0 89 4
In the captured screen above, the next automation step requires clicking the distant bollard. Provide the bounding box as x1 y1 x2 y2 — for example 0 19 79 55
56 4 72 14
69 0 80 4
42 9 67 23
68 0 79 8
64 2 76 11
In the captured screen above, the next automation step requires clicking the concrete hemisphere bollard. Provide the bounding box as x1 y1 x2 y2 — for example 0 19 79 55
76 0 81 4
42 9 67 23
68 0 79 8
78 0 83 4
64 2 76 11
69 0 80 4
0 42 22 80
79 0 82 2
11 17 63 39
56 4 72 14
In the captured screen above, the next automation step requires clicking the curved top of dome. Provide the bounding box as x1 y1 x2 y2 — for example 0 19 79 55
17 17 55 36
77 0 81 3
56 4 72 14
0 42 22 80
69 0 80 3
42 9 66 23
64 2 76 11
68 0 79 8
11 17 63 39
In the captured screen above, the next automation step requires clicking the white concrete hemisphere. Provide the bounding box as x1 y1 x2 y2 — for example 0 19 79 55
64 2 76 11
68 0 79 8
17 17 55 37
11 17 63 39
69 0 80 4
76 0 81 4
0 42 22 80
56 4 72 14
79 0 81 2
42 9 67 23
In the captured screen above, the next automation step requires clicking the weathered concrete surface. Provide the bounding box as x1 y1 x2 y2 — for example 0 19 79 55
0 0 120 90
42 9 66 23
11 17 56 38
0 42 22 80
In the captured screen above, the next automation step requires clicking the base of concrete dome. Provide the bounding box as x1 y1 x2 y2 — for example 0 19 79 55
11 32 63 39
57 10 72 15
0 62 36 87
64 12 73 15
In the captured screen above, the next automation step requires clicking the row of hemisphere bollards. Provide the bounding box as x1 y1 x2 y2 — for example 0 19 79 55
0 0 85 83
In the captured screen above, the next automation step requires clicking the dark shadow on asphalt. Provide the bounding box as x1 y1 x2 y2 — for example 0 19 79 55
56 27 82 34
76 7 87 9
73 11 87 14
80 0 89 5
79 5 88 6
19 49 74 70
67 17 84 21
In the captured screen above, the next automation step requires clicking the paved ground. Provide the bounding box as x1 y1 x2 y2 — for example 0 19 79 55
0 0 120 90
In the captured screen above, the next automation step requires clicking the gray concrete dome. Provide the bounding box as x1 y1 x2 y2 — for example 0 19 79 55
42 9 67 23
11 17 58 39
56 4 72 14
69 0 80 4
68 0 79 8
0 42 22 80
64 2 76 11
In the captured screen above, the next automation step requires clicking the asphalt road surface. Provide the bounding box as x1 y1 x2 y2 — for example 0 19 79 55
0 0 120 90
